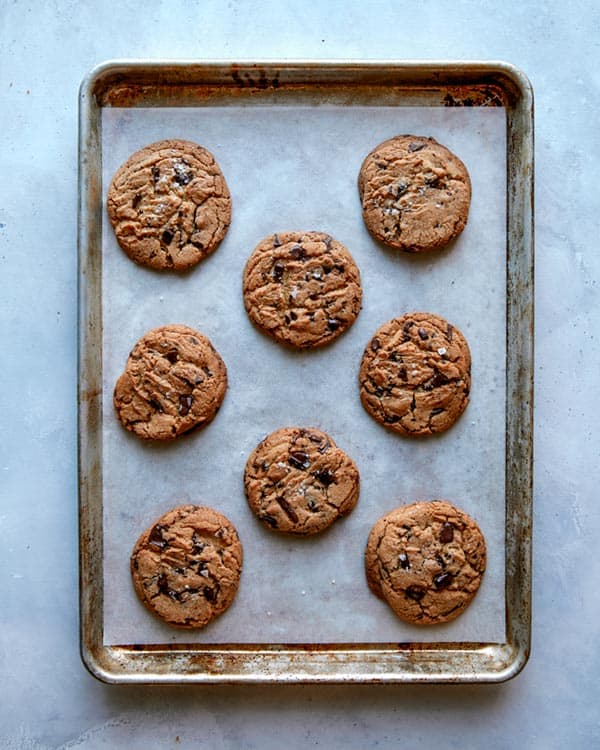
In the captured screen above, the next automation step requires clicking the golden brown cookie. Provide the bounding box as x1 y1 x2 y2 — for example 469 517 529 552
107 139 231 271
242 231 362 348
365 501 486 625
358 135 471 252
244 426 360 535
131 505 243 628
113 324 227 440
359 312 471 436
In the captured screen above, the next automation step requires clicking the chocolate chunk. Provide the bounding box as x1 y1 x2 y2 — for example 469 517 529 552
191 533 206 554
173 162 193 185
151 165 160 184
161 229 174 245
132 192 142 209
439 522 454 543
203 586 217 603
398 552 410 569
388 351 402 362
424 175 446 189
276 496 299 523
447 323 454 341
149 398 163 413
327 318 341 331
430 372 449 388
371 337 381 351
433 572 453 589
165 349 178 364
178 394 193 416
399 365 408 381
313 468 335 486
273 233 281 247
157 573 179 600
272 261 284 282
261 513 278 528
148 524 167 550
397 181 409 196
430 407 445 416
307 498 320 512
288 451 311 470
408 141 426 152
290 244 307 260
405 585 425 601
418 327 428 340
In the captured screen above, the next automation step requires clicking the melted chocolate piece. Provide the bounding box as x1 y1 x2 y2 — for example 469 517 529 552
398 552 410 569
173 162 193 185
439 522 455 543
289 244 307 260
313 468 335 486
433 572 453 589
272 261 284 282
161 229 174 245
405 585 425 601
288 451 311 470
276 496 299 524
261 513 278 528
148 524 167 550
178 394 193 416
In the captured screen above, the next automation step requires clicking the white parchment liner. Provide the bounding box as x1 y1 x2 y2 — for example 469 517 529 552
101 105 506 644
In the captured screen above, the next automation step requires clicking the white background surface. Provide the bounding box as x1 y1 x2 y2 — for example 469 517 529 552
1 1 598 748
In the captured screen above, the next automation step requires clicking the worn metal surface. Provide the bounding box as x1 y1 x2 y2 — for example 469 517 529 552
78 60 533 684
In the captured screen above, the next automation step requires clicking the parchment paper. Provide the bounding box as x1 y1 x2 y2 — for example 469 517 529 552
101 104 506 644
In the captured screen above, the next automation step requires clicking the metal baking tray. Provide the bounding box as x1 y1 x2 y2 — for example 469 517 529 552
78 60 533 683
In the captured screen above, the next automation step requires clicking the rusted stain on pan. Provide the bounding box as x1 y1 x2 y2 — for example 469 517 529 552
78 60 533 684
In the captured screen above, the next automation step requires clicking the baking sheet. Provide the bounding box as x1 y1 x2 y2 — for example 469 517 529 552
101 104 506 645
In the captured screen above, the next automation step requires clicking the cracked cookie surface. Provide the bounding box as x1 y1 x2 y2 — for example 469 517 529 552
107 139 231 271
113 324 227 440
131 505 242 628
358 135 471 252
242 231 362 348
244 427 360 535
359 312 471 436
365 500 486 625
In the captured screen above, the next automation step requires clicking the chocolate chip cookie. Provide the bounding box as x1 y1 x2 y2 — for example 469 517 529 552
365 501 486 625
242 231 362 348
131 505 243 628
107 139 231 271
358 135 471 252
113 324 227 440
244 427 360 535
359 313 471 436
